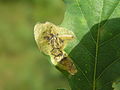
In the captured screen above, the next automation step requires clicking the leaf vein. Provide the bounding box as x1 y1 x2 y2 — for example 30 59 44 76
75 0 96 44
100 0 120 29
99 32 120 47
93 0 105 89
96 57 120 81
76 64 92 86
81 44 95 58
98 81 113 90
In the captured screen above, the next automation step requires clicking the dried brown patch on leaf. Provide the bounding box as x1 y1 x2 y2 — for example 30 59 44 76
34 22 77 75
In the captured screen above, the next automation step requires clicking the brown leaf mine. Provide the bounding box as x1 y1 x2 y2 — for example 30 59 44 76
34 22 77 75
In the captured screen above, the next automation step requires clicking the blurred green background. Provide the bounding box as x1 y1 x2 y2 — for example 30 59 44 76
0 0 70 90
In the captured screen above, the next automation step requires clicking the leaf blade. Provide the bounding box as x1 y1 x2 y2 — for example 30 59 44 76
60 0 120 90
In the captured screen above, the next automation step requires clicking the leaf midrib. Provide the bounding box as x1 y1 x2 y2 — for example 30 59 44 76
75 0 102 89
73 0 120 90
94 2 120 90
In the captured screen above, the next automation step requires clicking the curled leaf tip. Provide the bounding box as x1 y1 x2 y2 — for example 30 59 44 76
34 21 77 75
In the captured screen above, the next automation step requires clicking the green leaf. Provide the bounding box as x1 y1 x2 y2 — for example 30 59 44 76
60 0 120 90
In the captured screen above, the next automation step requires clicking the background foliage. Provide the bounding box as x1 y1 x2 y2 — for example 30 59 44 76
0 0 70 90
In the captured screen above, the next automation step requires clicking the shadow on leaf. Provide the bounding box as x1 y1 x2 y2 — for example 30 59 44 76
68 18 120 90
